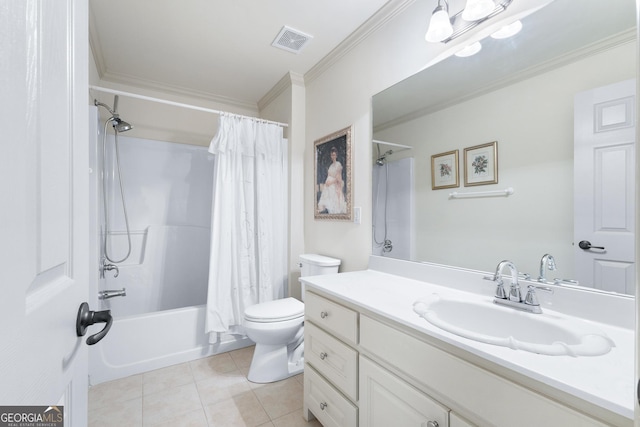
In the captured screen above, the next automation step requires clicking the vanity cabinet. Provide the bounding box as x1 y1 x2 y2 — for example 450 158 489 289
303 286 621 427
304 291 359 427
359 355 448 427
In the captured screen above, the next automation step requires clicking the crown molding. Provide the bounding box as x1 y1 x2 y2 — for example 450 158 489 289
374 28 636 133
258 72 305 111
304 0 418 85
99 70 259 112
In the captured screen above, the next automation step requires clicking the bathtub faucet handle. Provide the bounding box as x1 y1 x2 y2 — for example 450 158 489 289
100 258 120 278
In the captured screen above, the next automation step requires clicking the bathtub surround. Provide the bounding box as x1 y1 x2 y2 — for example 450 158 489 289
90 109 255 385
206 114 289 343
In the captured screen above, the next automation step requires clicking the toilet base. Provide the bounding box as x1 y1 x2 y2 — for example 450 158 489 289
247 343 304 383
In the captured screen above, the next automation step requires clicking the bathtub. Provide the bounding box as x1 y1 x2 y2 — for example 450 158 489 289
89 225 253 385
89 304 252 385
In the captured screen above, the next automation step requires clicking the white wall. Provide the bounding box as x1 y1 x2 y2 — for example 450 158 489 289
303 0 491 271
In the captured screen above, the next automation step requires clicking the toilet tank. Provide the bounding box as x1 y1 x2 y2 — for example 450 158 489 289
299 254 341 277
299 254 341 300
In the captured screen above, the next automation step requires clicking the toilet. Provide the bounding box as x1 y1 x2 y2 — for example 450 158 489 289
243 254 341 383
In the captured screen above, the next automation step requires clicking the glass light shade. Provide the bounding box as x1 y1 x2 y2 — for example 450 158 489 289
490 20 523 39
454 41 482 57
425 7 453 43
461 0 496 21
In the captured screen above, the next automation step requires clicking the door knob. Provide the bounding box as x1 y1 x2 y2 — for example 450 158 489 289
578 240 605 250
76 302 112 345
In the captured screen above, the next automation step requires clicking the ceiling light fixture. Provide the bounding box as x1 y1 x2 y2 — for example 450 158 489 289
490 20 523 39
425 0 454 43
462 0 496 21
425 0 514 44
454 41 482 57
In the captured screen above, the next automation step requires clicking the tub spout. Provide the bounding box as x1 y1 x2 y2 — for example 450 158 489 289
99 288 126 300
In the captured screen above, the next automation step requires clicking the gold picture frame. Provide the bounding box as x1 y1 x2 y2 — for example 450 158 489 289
431 150 459 190
314 126 352 221
464 141 498 186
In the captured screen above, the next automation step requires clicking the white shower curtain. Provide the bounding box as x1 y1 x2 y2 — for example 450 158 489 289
206 114 288 343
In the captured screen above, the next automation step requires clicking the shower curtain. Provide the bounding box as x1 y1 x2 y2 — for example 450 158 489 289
206 114 288 343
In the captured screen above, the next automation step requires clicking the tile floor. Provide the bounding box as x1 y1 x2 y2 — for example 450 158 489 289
88 346 323 427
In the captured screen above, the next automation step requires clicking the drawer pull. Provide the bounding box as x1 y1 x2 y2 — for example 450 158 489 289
320 402 328 410
320 311 328 319
320 352 328 360
426 421 438 427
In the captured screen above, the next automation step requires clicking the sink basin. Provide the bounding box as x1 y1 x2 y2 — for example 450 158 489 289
413 294 615 357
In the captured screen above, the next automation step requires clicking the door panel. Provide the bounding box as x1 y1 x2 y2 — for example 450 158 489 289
574 79 636 294
0 0 89 424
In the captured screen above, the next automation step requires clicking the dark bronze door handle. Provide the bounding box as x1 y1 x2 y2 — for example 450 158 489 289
578 240 605 250
76 302 112 345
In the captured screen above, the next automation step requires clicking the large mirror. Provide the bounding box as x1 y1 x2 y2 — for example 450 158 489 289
372 0 637 295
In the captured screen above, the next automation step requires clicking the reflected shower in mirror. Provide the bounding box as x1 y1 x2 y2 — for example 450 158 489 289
372 0 637 295
372 140 414 259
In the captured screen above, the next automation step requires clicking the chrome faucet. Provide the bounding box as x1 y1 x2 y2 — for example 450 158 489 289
489 260 552 314
537 253 557 283
493 260 521 302
99 288 127 300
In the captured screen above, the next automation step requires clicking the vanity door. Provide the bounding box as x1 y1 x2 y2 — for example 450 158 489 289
359 355 449 427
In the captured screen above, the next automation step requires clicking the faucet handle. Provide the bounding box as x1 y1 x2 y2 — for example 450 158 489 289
524 285 553 306
495 282 508 299
483 275 507 299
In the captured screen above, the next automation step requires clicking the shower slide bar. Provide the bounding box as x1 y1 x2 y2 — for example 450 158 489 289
89 85 289 128
449 187 515 199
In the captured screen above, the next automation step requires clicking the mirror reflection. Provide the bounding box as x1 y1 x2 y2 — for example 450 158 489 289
372 0 637 294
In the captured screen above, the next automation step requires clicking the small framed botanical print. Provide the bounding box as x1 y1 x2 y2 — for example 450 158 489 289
464 141 498 186
431 150 459 190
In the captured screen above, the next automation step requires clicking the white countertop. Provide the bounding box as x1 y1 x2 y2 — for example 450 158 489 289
301 268 635 420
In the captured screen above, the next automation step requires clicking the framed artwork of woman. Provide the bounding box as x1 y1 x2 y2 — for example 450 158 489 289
314 126 352 221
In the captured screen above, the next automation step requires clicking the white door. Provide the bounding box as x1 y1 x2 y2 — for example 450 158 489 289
0 0 90 424
574 79 636 294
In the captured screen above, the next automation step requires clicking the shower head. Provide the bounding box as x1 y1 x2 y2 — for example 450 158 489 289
375 150 393 166
95 97 134 132
112 117 133 132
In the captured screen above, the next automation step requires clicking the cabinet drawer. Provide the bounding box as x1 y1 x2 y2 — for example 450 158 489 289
360 355 449 427
305 292 358 344
305 322 358 400
305 364 358 427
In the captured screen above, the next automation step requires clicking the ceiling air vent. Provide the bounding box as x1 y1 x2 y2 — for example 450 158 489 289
272 26 313 54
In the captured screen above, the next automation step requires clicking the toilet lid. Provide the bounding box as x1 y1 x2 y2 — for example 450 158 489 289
244 297 304 322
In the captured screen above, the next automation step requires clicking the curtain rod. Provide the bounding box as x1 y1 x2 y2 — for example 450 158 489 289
89 85 289 128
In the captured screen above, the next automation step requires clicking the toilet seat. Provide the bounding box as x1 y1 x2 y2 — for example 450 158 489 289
244 297 304 323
